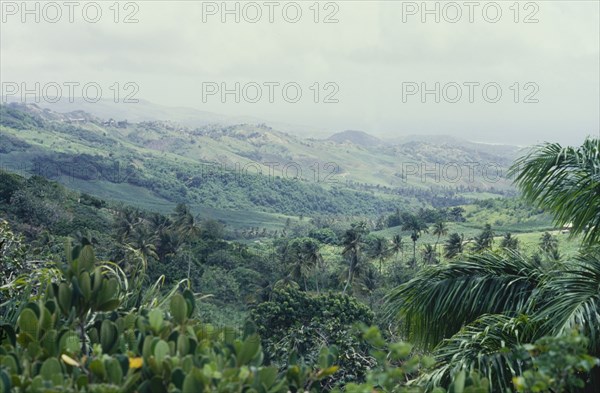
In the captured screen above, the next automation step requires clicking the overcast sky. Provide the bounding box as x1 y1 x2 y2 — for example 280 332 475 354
1 1 598 145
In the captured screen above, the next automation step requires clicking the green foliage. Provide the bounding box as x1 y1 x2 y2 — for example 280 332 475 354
471 224 494 252
513 332 600 393
341 222 370 294
499 232 519 251
308 228 338 245
251 288 374 387
0 171 24 203
336 325 491 393
0 245 345 392
509 138 600 246
386 248 600 390
282 237 324 291
386 251 545 350
4 241 481 392
385 139 600 391
443 233 465 259
0 219 27 299
339 325 434 393
199 266 241 303
538 231 558 254
0 171 111 242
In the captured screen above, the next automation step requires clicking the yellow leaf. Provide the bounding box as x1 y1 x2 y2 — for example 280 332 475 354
129 357 143 369
316 365 339 378
61 354 80 367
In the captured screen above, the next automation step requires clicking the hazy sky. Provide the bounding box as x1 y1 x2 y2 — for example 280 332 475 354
1 1 599 145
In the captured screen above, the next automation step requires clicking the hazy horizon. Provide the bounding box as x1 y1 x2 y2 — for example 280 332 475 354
1 1 599 145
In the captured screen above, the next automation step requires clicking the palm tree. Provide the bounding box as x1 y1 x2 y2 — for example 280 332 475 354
172 203 201 241
432 221 448 257
391 234 404 263
128 227 158 265
539 231 558 254
421 243 437 264
155 230 180 261
402 215 428 266
148 212 172 237
369 236 391 274
499 232 519 251
386 248 600 391
509 137 600 246
443 232 464 259
286 238 323 292
359 266 379 309
114 207 141 242
472 223 494 252
386 138 600 391
304 240 325 293
341 222 368 295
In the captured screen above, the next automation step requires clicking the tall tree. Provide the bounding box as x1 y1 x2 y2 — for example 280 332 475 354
286 238 324 292
128 226 158 267
432 221 448 258
172 203 201 241
499 232 519 251
391 234 404 263
472 224 494 252
421 243 437 264
369 236 391 274
114 207 141 242
402 215 428 266
539 232 558 254
443 232 465 259
341 222 368 295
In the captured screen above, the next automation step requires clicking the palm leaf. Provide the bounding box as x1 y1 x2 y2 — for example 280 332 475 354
509 138 600 246
419 314 536 392
384 250 546 349
534 247 600 355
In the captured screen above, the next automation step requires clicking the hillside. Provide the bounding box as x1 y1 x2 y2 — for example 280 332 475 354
1 104 519 227
326 130 383 147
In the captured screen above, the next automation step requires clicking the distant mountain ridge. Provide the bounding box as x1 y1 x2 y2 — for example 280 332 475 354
327 130 383 147
0 103 521 225
1 103 520 184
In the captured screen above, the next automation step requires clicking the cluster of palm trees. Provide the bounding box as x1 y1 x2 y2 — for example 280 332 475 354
114 203 205 279
283 237 325 292
386 137 600 391
337 220 452 294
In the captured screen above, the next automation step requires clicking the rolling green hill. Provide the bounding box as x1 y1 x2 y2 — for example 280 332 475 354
0 103 520 227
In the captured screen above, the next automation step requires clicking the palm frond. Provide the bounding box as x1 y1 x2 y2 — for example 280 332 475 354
534 248 600 354
419 314 536 392
509 138 600 246
384 250 546 349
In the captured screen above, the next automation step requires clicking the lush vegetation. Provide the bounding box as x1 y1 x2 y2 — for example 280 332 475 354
1 110 599 393
386 138 600 391
0 104 516 225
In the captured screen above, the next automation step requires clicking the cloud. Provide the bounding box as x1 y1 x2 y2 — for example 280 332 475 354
1 1 598 145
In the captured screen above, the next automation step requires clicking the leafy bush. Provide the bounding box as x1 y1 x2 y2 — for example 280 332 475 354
308 228 338 245
0 244 341 392
513 332 600 392
199 266 240 303
251 288 375 387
